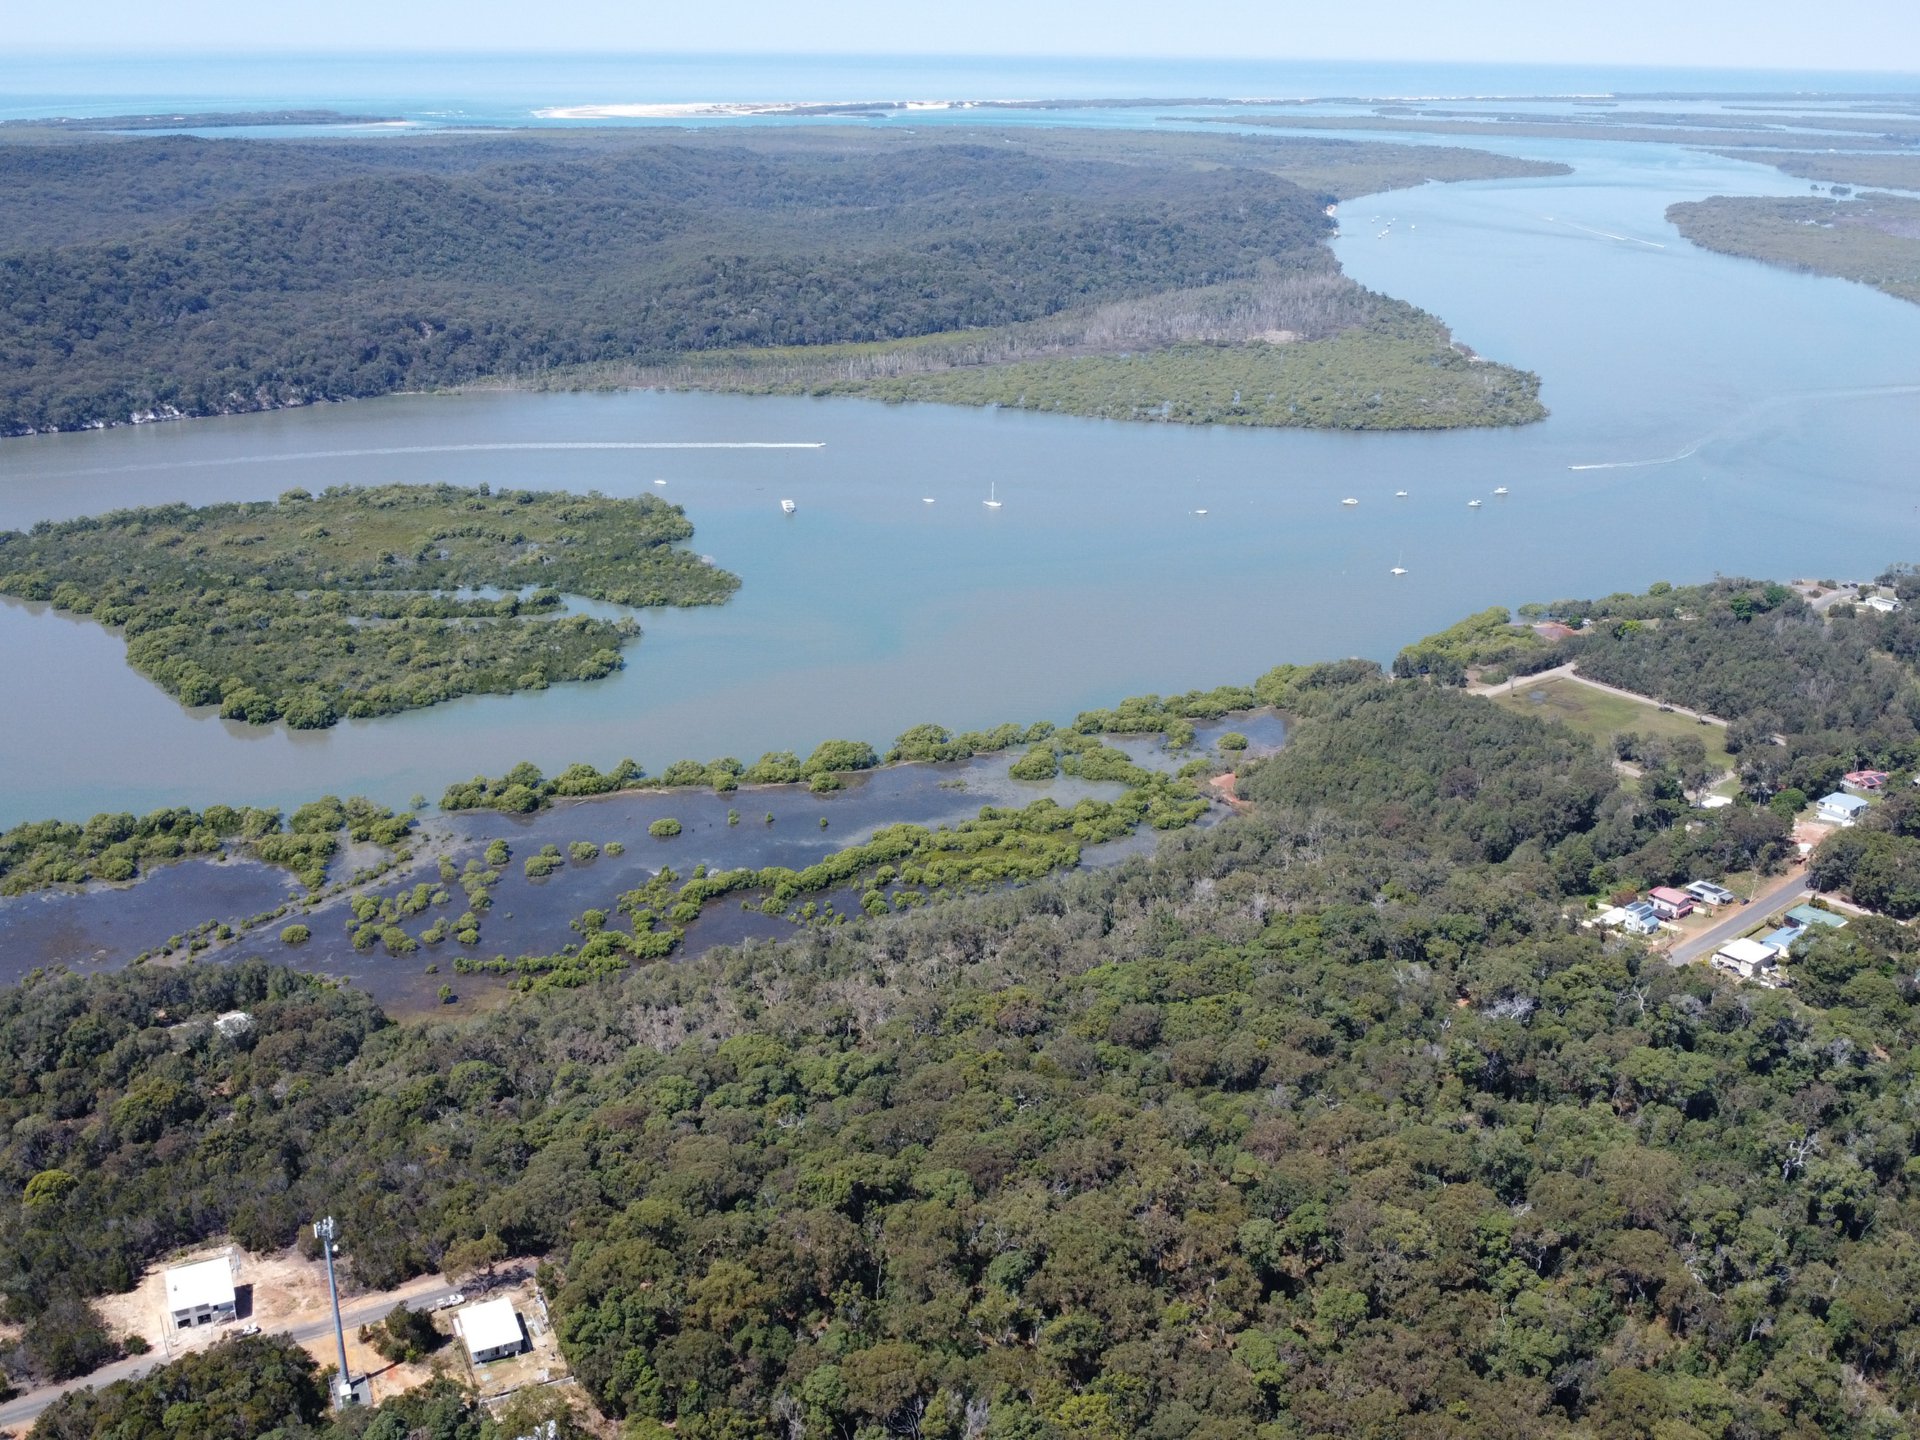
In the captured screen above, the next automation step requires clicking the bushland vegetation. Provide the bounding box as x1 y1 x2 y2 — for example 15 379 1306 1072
2 655 1917 1435
1668 192 1920 306
0 484 734 727
0 127 1549 437
0 794 409 894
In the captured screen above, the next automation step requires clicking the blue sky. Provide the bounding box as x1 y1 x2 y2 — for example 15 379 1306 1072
12 0 1919 72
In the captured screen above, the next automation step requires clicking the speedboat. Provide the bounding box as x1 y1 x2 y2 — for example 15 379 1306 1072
780 498 797 514
1341 497 1359 506
1467 499 1482 509
1395 490 1409 498
1493 486 1510 496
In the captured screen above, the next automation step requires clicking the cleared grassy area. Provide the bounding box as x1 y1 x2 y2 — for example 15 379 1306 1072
1493 676 1734 771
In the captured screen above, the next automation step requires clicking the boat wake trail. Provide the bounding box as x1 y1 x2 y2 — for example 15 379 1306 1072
1570 382 1920 473
1541 215 1666 250
62 441 826 477
1568 439 1706 473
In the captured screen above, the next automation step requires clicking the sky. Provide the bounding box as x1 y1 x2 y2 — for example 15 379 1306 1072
11 0 1920 73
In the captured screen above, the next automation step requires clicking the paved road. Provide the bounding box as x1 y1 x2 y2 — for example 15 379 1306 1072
0 1278 458 1432
1668 872 1813 967
1475 663 1729 727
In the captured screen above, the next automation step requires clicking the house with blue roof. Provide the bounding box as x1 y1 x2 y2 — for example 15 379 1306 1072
1816 792 1870 826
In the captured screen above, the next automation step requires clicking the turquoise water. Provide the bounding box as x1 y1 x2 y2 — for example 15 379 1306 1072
2 71 1920 824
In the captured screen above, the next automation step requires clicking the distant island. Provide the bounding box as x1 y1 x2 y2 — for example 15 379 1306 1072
0 484 737 728
0 126 1562 438
1668 192 1920 307
1 108 404 130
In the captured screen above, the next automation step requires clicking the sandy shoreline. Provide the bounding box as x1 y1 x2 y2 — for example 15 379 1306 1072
533 99 988 120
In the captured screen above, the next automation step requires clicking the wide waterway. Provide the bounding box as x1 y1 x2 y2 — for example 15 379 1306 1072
3 132 1919 825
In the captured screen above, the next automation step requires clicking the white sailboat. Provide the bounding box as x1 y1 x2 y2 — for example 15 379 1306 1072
984 483 1002 509
780 498 797 514
1391 565 1408 576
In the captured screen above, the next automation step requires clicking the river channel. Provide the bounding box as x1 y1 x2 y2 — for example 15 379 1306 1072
2 132 1919 826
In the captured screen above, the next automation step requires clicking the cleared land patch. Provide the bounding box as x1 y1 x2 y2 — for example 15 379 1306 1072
1494 675 1734 772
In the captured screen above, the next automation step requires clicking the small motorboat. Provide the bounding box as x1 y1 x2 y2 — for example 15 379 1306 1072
1341 497 1359 506
1493 486 1510 496
1467 499 1483 509
922 497 935 504
653 479 667 487
780 498 797 514
1391 567 1408 576
1193 508 1209 516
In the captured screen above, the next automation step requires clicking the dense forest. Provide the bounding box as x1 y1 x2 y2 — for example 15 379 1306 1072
9 601 1920 1435
0 128 1554 436
0 485 733 727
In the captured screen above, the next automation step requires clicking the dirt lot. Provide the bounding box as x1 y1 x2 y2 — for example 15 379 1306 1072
94 1245 336 1357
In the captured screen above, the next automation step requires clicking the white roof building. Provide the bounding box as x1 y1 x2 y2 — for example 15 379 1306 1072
165 1256 236 1326
1714 938 1783 983
455 1297 525 1363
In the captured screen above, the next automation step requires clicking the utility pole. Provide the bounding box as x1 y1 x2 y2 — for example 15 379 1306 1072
314 1216 355 1408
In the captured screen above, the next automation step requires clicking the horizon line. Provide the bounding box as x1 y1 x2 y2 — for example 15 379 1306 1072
5 49 1920 79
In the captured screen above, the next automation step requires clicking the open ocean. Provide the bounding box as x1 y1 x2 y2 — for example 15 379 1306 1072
3 53 1918 131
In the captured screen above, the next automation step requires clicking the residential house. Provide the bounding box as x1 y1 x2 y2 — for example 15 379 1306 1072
1784 903 1848 932
1686 881 1737 906
1714 937 1784 984
1757 925 1805 958
166 1256 237 1329
1620 901 1662 936
1843 769 1890 792
1863 594 1903 614
1647 886 1694 921
455 1298 526 1364
1816 792 1870 826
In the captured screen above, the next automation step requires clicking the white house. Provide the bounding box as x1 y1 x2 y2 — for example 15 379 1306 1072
1863 594 1903 614
1816 792 1870 826
455 1297 526 1364
165 1256 237 1329
1714 937 1782 984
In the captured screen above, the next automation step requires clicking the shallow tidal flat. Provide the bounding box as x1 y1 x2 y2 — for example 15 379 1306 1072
0 716 1283 1013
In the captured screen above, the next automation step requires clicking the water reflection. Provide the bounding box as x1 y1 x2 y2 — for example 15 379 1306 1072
0 715 1285 1014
